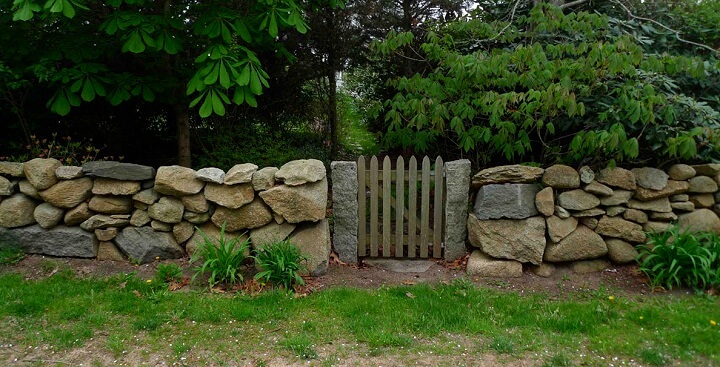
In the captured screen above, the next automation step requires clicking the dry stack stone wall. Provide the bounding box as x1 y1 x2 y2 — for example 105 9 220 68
0 158 330 275
467 163 720 278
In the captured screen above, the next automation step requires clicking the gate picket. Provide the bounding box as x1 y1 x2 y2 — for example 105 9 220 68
408 156 418 258
369 156 379 257
395 156 405 258
420 156 430 258
357 156 366 256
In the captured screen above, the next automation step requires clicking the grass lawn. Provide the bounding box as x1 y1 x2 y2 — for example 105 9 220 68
0 268 718 367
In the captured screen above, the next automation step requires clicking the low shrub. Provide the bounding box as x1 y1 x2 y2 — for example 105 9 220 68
637 225 720 291
0 246 25 266
254 240 307 292
154 263 183 284
190 223 250 288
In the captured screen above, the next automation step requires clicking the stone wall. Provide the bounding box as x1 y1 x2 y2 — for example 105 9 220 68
0 158 330 275
467 164 720 278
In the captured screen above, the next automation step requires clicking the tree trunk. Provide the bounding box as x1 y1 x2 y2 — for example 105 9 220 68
328 69 338 158
174 103 192 167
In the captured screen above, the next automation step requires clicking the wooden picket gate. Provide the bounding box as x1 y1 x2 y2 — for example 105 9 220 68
357 156 444 258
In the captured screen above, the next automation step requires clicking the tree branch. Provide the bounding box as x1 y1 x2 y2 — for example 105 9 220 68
610 0 719 55
559 0 590 9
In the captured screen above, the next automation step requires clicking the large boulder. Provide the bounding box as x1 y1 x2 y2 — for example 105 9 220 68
467 214 545 264
34 203 64 229
544 225 607 262
204 183 254 209
88 195 133 214
130 209 151 227
132 188 160 205
678 209 720 234
154 166 205 196
275 159 326 186
605 238 639 264
82 161 156 181
148 196 184 224
667 164 696 180
0 194 37 228
211 198 273 232
64 202 94 226
252 167 278 191
224 163 258 185
0 176 15 196
546 215 578 243
38 177 93 209
633 180 689 201
579 166 595 184
557 189 600 211
542 165 580 189
595 216 646 243
474 184 539 219
471 165 543 187
181 193 210 213
195 167 225 184
535 187 554 217
249 222 296 249
80 214 130 231
92 178 141 196
23 158 62 190
0 225 98 257
288 219 331 276
596 167 636 190
184 210 210 225
627 198 672 213
631 167 669 190
584 181 613 196
172 221 195 244
691 164 720 176
690 194 715 208
688 176 718 193
466 250 522 278
0 162 24 177
55 166 84 180
571 259 610 274
599 190 633 206
18 180 41 200
115 226 184 264
259 179 327 223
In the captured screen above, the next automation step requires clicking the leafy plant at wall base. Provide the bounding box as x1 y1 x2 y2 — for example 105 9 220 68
154 263 183 284
0 246 25 266
637 225 719 291
254 240 307 292
190 223 250 288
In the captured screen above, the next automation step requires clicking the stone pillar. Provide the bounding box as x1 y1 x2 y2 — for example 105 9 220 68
443 159 471 261
330 161 358 263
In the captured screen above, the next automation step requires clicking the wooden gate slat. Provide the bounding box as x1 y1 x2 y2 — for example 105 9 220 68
357 156 366 257
382 156 392 257
395 156 405 258
408 156 418 258
433 157 444 258
369 156 379 257
420 156 431 258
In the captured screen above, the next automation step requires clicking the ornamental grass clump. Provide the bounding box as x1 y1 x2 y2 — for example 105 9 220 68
190 223 250 288
254 240 307 292
637 225 720 291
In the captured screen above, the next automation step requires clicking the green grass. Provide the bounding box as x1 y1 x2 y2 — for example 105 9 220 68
0 273 718 366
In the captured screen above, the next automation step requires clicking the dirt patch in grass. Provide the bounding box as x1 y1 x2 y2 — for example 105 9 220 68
1 253 691 299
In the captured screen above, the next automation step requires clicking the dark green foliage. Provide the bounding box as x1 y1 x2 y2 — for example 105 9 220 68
154 263 183 284
638 225 720 291
374 3 720 166
254 240 307 291
193 121 329 170
190 223 250 287
0 246 25 266
0 233 25 265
